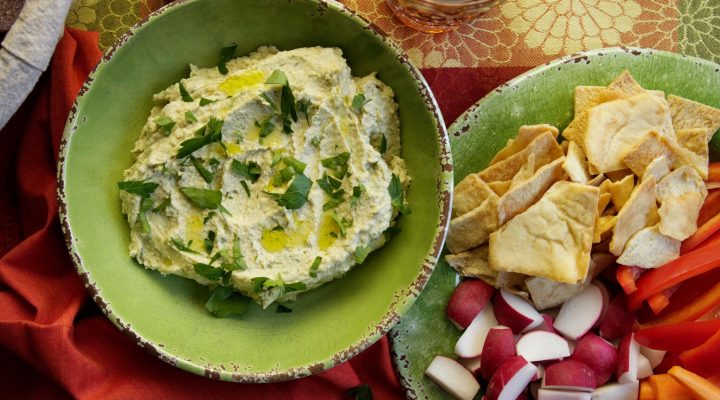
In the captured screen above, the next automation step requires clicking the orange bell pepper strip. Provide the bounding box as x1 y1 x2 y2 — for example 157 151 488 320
627 242 720 310
698 189 720 227
640 379 657 400
680 329 720 378
647 285 681 315
707 163 720 184
649 374 696 400
617 265 644 294
640 280 720 326
635 320 720 352
682 212 720 254
668 366 720 400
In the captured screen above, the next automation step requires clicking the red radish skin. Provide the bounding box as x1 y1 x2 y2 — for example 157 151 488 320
599 296 635 341
570 333 618 386
616 334 639 383
480 326 517 380
446 279 495 329
494 289 543 334
516 331 571 362
591 381 639 400
537 389 592 400
486 356 538 400
425 356 480 400
543 360 597 392
530 314 557 334
554 284 604 340
455 304 498 358
595 281 611 328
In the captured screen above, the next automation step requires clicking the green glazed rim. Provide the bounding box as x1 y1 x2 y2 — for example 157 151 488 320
57 0 452 383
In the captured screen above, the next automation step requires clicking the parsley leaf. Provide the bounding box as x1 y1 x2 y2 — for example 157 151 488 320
351 185 365 207
152 197 171 212
379 134 387 154
309 256 322 278
204 230 216 254
351 93 369 110
170 237 200 254
283 156 306 173
185 110 197 123
118 180 159 198
318 173 345 211
284 281 307 293
259 93 279 112
271 150 284 167
193 263 226 281
354 246 370 264
203 211 216 224
240 181 250 197
137 197 153 234
266 174 312 209
217 45 237 75
178 82 193 102
347 384 373 400
199 97 217 106
276 304 292 313
311 137 321 147
251 277 269 293
221 235 247 271
155 116 175 135
331 212 352 237
176 117 224 158
272 166 297 187
205 286 249 317
265 70 289 86
322 191 345 211
388 174 411 215
179 187 222 209
231 159 261 182
264 70 298 134
297 99 311 123
255 117 275 138
190 156 215 184
322 152 350 179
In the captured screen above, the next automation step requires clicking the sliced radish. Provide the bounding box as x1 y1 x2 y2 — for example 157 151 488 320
458 355 482 377
594 281 610 328
425 356 480 400
530 314 557 334
494 289 543 334
616 334 639 383
533 364 545 382
591 381 639 400
480 326 517 380
639 346 666 369
455 303 498 358
486 356 538 400
447 279 495 329
570 333 617 386
538 389 591 400
516 331 571 362
636 354 652 379
598 296 635 341
554 285 604 340
542 360 596 392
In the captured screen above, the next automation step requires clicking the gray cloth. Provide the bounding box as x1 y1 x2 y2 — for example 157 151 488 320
0 0 73 129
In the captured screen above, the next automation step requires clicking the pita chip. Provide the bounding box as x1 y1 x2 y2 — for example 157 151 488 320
616 225 680 268
605 169 634 182
498 157 565 225
490 124 560 165
656 166 707 240
587 174 606 186
510 153 536 189
563 88 626 144
453 173 498 217
610 174 635 210
488 181 511 196
526 276 586 310
489 181 599 283
597 192 612 215
668 94 720 141
622 130 676 176
594 215 616 243
445 246 496 278
607 70 647 97
563 141 592 183
642 156 670 182
446 196 499 253
609 177 659 256
677 128 710 172
479 131 563 182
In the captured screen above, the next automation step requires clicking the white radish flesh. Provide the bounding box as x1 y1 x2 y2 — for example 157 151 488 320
616 334 639 383
636 354 652 379
447 279 495 329
455 304 498 358
555 285 604 340
538 389 591 400
591 381 639 400
516 331 571 362
494 289 544 334
486 356 538 400
425 356 480 400
639 346 666 369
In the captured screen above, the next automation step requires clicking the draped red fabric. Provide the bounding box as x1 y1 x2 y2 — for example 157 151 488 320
0 28 409 399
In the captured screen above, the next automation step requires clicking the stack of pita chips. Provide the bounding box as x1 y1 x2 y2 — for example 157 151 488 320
446 71 720 310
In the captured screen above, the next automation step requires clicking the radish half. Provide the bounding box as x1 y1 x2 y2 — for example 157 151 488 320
494 289 543 334
570 333 617 386
636 354 652 379
616 334 640 383
455 303 498 358
537 389 591 400
639 346 666 369
542 360 596 392
480 326 516 380
591 381 639 400
486 356 538 400
425 356 480 400
446 279 495 329
516 331 571 362
554 284 604 340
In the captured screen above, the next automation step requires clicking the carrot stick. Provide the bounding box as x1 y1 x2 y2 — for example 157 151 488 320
698 189 720 227
647 285 681 315
668 366 720 400
682 212 720 254
640 379 657 400
707 163 720 183
649 374 695 400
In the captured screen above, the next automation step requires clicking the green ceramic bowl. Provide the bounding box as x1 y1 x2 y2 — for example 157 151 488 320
57 0 451 382
389 47 720 399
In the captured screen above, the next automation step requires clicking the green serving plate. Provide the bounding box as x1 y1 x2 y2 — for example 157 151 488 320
57 0 452 382
389 47 720 399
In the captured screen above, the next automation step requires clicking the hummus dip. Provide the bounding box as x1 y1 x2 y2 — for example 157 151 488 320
119 47 409 308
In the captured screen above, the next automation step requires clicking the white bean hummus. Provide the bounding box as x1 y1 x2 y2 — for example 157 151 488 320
119 47 409 309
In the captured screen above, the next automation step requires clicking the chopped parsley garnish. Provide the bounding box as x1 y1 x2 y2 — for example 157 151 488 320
199 97 217 106
309 256 322 278
331 211 352 237
193 263 226 281
276 304 292 313
311 137 321 147
137 197 153 234
176 117 224 158
117 180 159 198
296 99 311 123
351 185 365 207
272 225 284 231
347 384 373 400
322 152 350 179
178 82 193 102
154 116 175 135
255 117 275 138
351 93 369 110
217 45 237 75
283 156 306 174
205 286 249 318
264 70 298 134
318 173 346 211
179 187 222 209
203 211 216 224
170 237 199 254
265 70 289 86
251 276 307 296
379 134 387 154
389 173 411 215
354 246 371 264
190 156 215 184
221 235 247 271
271 150 284 167
185 110 197 123
240 181 250 197
265 174 312 210
272 166 297 187
259 93 279 112
204 230 216 254
231 159 261 182
322 191 345 211
251 277 269 293
208 252 222 265
152 197 171 212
